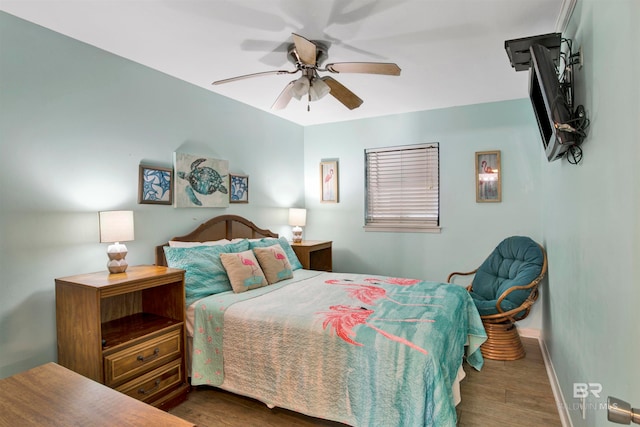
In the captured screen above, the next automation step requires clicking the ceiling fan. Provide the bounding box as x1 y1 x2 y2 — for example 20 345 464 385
212 33 401 111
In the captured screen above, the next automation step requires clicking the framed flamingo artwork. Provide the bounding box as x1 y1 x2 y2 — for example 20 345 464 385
320 160 339 203
476 150 501 203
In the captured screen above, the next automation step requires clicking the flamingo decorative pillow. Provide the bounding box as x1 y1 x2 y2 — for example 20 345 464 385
253 244 293 284
248 237 303 270
220 250 267 293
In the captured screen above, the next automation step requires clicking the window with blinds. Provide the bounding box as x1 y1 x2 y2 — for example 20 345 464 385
365 143 440 231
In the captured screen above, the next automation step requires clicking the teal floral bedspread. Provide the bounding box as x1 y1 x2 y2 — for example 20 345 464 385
191 271 486 426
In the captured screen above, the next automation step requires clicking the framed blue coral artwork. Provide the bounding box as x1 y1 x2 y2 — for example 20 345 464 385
173 152 229 208
138 165 172 205
230 174 249 203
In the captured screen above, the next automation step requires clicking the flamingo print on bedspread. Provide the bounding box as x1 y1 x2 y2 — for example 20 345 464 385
190 271 487 427
319 277 447 354
319 305 432 354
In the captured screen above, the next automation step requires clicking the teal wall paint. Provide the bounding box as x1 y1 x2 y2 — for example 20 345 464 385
542 1 640 425
0 12 304 377
302 99 545 330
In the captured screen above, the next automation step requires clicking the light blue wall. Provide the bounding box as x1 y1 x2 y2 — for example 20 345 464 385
0 12 304 378
303 99 545 329
542 1 640 425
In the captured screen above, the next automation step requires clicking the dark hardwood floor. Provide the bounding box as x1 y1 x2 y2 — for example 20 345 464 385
169 337 562 426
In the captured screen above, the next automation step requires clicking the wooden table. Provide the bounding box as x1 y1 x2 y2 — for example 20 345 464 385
0 362 195 426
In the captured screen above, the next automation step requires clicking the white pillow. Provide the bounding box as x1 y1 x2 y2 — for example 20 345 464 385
168 239 231 248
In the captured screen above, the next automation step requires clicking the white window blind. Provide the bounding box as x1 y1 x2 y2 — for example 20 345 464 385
365 143 439 231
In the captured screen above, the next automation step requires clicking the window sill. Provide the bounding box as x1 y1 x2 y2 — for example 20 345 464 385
363 225 441 233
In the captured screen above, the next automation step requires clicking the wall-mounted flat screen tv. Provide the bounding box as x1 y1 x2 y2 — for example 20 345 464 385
529 44 578 161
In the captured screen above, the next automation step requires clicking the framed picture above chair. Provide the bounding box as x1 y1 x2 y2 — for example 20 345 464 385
476 151 501 203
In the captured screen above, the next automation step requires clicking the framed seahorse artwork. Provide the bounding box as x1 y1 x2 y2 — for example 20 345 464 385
173 152 229 208
138 165 173 205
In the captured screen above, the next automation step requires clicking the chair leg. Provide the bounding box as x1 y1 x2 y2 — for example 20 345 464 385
480 321 526 361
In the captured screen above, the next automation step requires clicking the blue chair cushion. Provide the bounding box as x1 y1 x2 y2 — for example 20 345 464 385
470 236 544 316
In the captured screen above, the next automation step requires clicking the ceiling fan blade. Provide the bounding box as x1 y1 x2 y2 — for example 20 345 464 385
271 81 296 110
212 69 294 85
322 77 363 110
292 33 317 65
325 62 401 76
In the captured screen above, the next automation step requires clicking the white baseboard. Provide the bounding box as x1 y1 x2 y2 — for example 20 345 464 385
519 327 541 339
516 328 572 426
537 336 573 427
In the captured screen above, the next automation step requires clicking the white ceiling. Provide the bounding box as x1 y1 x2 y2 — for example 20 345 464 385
0 0 569 126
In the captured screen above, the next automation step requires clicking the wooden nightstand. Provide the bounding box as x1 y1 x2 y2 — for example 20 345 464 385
291 240 332 271
55 265 189 410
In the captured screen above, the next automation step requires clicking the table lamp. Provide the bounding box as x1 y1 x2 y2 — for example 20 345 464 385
99 210 135 274
288 208 307 243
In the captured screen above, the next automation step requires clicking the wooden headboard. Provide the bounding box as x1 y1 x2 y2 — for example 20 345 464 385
155 214 279 266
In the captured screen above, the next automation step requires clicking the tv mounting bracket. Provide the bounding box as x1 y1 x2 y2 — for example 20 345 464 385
504 32 582 110
504 33 563 72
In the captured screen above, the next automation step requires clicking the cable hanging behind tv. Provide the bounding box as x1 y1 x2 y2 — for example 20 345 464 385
505 33 589 164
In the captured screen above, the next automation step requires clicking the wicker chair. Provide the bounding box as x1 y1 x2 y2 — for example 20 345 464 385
447 236 547 361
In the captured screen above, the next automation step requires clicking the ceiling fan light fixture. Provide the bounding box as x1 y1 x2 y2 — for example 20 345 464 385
292 76 310 100
309 78 330 101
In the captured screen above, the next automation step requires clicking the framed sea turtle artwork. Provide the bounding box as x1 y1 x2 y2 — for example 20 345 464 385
173 153 229 208
229 174 249 203
138 165 172 205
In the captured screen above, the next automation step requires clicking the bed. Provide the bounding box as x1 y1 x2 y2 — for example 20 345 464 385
155 215 487 427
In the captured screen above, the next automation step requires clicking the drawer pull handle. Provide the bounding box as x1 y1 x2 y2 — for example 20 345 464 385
138 379 161 395
137 348 160 362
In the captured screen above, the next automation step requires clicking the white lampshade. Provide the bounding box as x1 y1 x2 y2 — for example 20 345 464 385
99 210 134 243
289 208 307 227
99 210 134 274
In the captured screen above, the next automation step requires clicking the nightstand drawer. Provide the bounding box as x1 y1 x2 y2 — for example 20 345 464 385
104 327 182 387
115 358 184 403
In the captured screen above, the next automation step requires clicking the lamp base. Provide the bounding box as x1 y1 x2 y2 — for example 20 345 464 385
106 243 129 274
292 226 303 244
107 259 129 274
